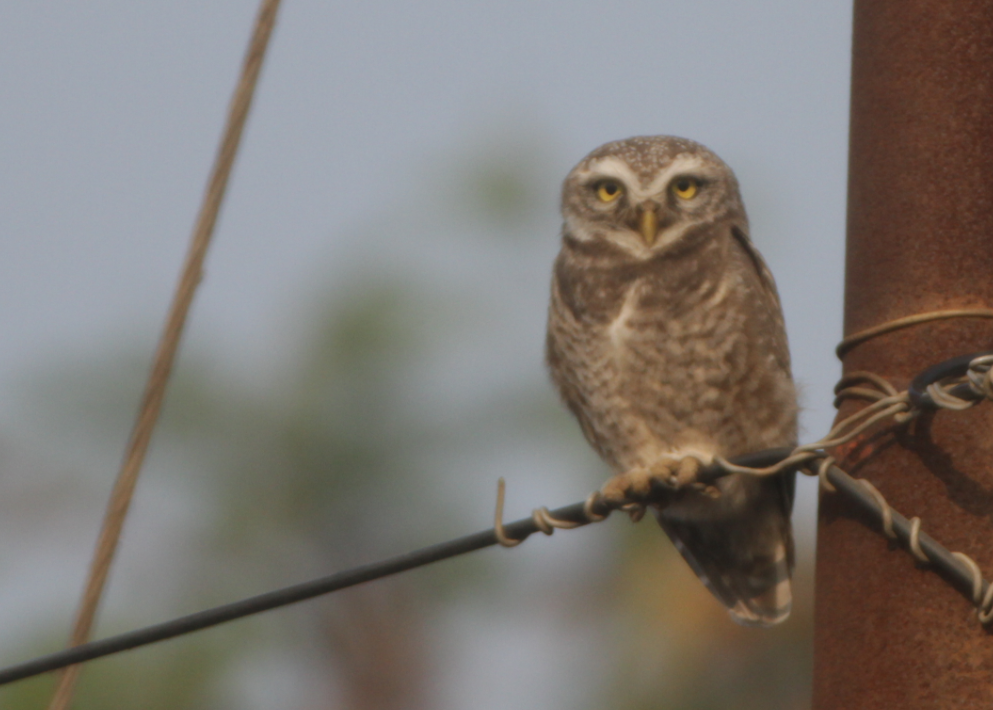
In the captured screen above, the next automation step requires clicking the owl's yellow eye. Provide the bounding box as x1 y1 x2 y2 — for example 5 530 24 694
596 181 623 202
672 177 699 200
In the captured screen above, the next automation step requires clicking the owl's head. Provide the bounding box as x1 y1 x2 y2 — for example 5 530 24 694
561 136 747 258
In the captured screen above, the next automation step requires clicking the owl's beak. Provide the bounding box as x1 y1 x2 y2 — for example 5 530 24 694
638 206 659 246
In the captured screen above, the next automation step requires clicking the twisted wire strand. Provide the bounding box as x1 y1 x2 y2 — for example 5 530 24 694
952 552 983 606
846 471 993 621
967 354 993 400
814 456 837 493
582 493 608 522
714 389 911 479
950 553 993 624
836 370 901 398
857 480 896 539
820 462 993 625
495 479 608 547
926 381 979 410
980 583 993 625
907 517 928 563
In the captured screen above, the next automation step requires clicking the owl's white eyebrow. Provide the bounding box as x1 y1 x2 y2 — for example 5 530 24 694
582 155 711 201
644 155 709 195
579 158 641 191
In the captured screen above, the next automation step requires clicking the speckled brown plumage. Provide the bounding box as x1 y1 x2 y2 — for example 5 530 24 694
546 136 798 625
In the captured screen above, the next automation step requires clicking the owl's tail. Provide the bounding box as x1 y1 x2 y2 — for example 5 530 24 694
653 472 795 627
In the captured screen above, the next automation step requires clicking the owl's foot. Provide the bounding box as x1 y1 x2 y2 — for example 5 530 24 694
650 455 724 498
601 466 652 503
601 455 715 518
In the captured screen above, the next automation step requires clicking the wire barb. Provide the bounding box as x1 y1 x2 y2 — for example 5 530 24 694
494 480 610 548
950 552 993 624
856 480 895 539
532 507 583 534
582 492 608 522
494 478 523 547
967 354 993 400
814 456 837 493
907 517 928 564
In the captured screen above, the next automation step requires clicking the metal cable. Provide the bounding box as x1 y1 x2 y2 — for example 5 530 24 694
0 450 789 687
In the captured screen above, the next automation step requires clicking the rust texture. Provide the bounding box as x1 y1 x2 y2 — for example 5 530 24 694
812 1 993 708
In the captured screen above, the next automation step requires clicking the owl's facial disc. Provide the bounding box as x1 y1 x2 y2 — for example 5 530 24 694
564 150 736 257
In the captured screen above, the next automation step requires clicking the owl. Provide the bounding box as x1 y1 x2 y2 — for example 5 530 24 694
545 136 798 626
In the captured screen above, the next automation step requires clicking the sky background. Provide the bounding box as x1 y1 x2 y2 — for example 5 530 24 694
0 2 853 708
0 1 850 402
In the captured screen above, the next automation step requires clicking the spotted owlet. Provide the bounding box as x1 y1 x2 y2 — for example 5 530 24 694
545 136 798 626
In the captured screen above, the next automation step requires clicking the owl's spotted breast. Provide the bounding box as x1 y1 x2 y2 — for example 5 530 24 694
549 222 768 469
551 236 636 325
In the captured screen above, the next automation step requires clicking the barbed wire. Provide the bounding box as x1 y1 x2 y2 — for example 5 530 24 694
0 350 989 687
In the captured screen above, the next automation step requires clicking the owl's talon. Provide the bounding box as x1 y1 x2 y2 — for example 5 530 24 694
621 502 646 522
601 455 708 513
699 483 722 499
650 455 703 490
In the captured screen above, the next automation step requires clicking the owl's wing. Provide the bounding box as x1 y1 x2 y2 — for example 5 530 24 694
730 225 791 374
730 225 782 310
727 222 796 503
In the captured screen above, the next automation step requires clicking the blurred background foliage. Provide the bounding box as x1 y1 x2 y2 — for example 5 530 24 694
0 132 811 710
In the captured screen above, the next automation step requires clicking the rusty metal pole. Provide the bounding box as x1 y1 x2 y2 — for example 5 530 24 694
813 2 993 708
